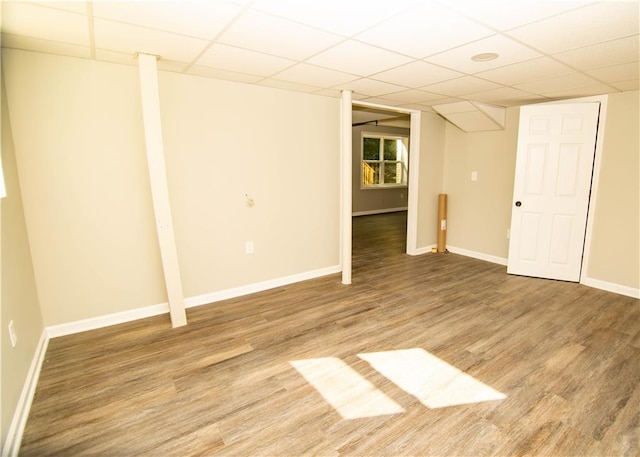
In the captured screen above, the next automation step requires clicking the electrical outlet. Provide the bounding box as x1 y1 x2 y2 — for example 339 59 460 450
471 171 478 181
8 320 17 348
245 241 254 255
506 229 511 239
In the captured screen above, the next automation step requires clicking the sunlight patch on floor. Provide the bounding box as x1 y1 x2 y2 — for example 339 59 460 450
290 357 405 419
358 348 506 408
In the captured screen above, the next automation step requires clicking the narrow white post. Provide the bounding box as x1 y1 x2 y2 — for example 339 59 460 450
406 111 421 255
136 53 187 327
341 90 352 285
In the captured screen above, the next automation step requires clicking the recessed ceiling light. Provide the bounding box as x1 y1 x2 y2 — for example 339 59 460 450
471 52 499 62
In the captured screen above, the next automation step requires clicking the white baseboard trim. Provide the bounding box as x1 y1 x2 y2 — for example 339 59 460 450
581 277 640 299
411 244 436 256
446 246 508 266
46 265 342 338
185 264 342 309
352 207 407 217
444 248 638 298
3 330 49 457
46 302 170 338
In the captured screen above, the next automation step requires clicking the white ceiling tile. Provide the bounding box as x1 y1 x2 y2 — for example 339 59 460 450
446 1 587 31
446 111 504 131
1 33 91 59
552 35 640 71
610 79 639 91
355 2 494 58
93 18 208 63
197 44 295 77
372 61 464 88
496 98 543 107
3 0 637 107
587 62 640 84
476 57 575 85
252 0 416 37
432 101 476 114
543 82 617 99
307 41 413 77
33 2 88 15
217 9 342 60
507 2 640 54
382 89 448 104
157 59 191 73
95 48 188 74
466 86 546 106
422 76 502 96
95 49 188 74
92 1 242 40
343 78 408 97
187 65 263 84
2 2 89 45
515 73 609 95
352 93 373 101
273 63 358 87
313 88 342 98
258 78 321 93
425 34 542 74
424 96 469 107
95 48 137 66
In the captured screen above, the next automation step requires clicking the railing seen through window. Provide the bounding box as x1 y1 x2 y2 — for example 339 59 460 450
362 134 409 188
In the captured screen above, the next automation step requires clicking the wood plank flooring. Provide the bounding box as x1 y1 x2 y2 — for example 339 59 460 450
20 211 640 456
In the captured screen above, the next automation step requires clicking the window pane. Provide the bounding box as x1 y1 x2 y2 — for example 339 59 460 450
383 162 407 185
383 139 398 160
363 162 379 186
383 162 399 184
363 138 380 160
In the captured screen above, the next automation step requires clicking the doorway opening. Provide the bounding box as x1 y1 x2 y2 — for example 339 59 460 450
351 106 410 268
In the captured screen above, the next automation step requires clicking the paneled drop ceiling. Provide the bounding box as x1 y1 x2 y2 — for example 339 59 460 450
1 0 638 111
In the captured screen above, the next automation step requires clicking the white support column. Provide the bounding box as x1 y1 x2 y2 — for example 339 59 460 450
406 111 421 255
136 53 187 327
341 90 352 285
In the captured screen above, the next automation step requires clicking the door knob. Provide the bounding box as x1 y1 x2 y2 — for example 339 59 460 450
515 201 522 207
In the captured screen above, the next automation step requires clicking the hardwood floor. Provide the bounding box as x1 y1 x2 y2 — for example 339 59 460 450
21 211 640 456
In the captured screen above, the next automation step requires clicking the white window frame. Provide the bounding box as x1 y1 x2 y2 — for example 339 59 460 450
361 133 409 189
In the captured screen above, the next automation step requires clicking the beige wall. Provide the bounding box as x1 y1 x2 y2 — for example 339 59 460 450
2 47 636 335
2 50 167 326
587 91 639 289
416 111 446 249
442 107 519 258
441 92 639 291
1 77 44 449
3 49 341 325
158 72 340 297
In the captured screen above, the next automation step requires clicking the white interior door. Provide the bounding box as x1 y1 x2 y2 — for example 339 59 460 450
507 102 600 282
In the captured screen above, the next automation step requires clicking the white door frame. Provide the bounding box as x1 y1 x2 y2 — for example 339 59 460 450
536 94 609 284
341 97 421 284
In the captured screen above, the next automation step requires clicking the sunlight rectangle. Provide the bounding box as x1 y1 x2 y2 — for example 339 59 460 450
290 357 405 419
358 348 506 409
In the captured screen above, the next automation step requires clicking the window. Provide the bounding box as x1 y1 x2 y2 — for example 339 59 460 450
361 134 408 188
